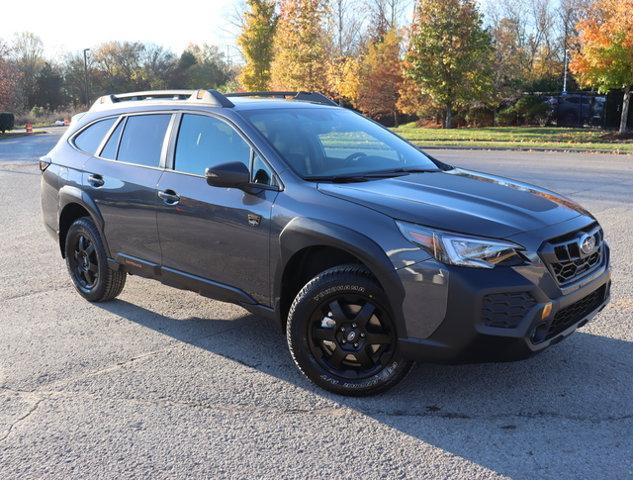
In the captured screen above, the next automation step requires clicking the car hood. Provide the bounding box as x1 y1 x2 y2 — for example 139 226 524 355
317 168 591 239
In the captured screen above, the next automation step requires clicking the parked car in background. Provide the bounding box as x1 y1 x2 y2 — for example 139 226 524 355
548 93 606 127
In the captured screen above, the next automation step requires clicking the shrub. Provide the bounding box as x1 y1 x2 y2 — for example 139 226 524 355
497 96 550 126
0 113 15 133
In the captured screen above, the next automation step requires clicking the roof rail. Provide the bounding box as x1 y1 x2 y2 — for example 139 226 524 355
225 91 338 107
190 89 235 108
89 89 234 111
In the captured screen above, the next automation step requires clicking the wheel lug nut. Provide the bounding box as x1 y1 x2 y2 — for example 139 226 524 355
352 323 357 328
342 339 346 344
360 333 365 338
341 327 345 332
353 343 359 348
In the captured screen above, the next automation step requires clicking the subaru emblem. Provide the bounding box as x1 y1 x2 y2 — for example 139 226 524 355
578 234 596 255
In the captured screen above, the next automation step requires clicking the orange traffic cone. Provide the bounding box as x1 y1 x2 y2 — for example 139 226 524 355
25 123 33 134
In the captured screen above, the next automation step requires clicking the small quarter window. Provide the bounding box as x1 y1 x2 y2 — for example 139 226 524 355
252 154 275 186
117 114 171 167
100 119 125 159
174 114 251 176
74 118 116 154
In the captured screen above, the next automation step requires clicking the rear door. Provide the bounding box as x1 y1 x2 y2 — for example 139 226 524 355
156 112 279 305
82 113 174 272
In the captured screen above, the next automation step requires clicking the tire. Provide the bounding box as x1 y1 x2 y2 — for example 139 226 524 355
64 217 126 302
287 264 413 396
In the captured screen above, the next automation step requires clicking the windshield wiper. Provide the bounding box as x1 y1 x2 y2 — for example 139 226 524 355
372 167 438 174
305 171 409 183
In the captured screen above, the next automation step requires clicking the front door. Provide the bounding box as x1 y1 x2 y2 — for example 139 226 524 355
156 113 279 305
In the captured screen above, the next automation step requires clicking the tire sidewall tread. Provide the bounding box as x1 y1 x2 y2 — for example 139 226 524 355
287 264 413 396
64 217 126 302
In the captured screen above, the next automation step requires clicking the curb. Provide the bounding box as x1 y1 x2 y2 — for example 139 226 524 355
0 131 48 140
416 145 633 155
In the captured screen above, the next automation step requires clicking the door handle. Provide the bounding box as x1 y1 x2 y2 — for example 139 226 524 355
158 189 180 205
87 173 104 187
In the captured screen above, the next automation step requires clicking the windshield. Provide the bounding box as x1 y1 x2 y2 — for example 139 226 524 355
241 108 440 179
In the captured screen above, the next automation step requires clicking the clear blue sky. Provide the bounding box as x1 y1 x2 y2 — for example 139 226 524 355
1 0 242 59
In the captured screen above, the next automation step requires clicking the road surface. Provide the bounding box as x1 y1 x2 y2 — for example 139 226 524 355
1 131 632 479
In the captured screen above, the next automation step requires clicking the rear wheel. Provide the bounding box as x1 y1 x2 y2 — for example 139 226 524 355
287 264 413 396
65 217 126 302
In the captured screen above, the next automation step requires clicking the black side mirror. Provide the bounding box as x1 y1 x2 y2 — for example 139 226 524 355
205 162 250 189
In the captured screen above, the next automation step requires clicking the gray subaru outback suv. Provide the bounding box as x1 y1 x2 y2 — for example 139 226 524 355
40 89 611 395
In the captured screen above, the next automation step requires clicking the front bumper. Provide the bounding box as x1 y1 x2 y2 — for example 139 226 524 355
396 245 611 364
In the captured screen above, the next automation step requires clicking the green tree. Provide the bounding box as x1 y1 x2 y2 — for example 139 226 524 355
405 0 493 128
270 0 331 91
183 44 233 89
33 62 66 109
237 0 278 90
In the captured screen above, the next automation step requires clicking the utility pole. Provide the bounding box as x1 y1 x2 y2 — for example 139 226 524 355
83 48 91 105
562 49 569 94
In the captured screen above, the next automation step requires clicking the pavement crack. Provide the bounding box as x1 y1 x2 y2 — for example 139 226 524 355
33 323 244 391
0 397 45 443
1 285 68 302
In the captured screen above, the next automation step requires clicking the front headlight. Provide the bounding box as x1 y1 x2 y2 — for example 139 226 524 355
396 221 526 269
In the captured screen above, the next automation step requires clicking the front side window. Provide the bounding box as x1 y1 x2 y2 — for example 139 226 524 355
117 114 171 167
74 118 116 154
242 108 440 178
174 114 251 176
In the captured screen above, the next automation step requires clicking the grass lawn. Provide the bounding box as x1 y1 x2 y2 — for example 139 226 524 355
392 124 633 153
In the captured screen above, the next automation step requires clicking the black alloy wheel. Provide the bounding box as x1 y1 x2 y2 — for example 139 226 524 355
308 295 396 380
68 233 99 291
287 264 413 396
64 217 127 302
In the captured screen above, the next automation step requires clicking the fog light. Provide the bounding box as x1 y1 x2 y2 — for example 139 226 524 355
541 302 553 320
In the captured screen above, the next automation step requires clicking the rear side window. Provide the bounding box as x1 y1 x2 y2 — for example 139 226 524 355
100 119 125 159
74 118 116 154
174 114 251 176
117 114 171 167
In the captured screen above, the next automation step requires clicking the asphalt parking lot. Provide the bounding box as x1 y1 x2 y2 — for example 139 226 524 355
1 132 632 479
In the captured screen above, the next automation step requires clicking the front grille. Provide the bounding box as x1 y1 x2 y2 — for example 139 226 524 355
482 292 537 328
539 224 604 286
544 285 606 340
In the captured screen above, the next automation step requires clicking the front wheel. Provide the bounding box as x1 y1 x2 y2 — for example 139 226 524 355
287 264 413 396
65 217 126 302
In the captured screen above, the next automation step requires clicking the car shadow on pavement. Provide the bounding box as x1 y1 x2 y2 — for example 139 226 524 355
98 299 633 479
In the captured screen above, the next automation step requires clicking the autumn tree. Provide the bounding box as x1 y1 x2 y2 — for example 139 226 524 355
10 32 45 108
327 0 364 56
355 29 403 125
489 18 530 101
0 59 22 111
405 0 493 128
570 0 633 134
237 0 278 90
270 0 331 91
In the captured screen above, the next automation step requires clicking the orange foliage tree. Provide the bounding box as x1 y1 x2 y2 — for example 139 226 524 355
570 0 633 133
